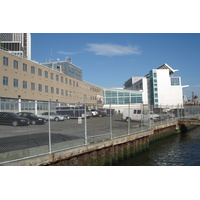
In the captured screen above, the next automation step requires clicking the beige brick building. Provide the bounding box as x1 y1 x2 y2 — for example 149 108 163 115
0 49 103 105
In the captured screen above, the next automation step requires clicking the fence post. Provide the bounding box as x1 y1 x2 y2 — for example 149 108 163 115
128 103 130 135
18 98 21 112
48 101 52 154
84 95 87 145
160 104 162 125
141 104 143 131
166 105 169 123
109 103 112 139
178 104 180 119
151 105 154 127
35 100 38 115
181 104 183 118
148 105 151 129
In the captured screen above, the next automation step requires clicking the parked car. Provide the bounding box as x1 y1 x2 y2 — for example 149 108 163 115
82 111 93 118
90 109 98 117
123 108 160 121
38 112 65 121
16 112 47 125
0 112 30 126
97 108 107 117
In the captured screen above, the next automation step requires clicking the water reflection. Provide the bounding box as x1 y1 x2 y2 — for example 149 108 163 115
115 127 200 166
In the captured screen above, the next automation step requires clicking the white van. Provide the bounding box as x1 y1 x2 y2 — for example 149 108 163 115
123 108 159 121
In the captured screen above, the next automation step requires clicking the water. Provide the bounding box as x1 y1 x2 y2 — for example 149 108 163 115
115 126 200 166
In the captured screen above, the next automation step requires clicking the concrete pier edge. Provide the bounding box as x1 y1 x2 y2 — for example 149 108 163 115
2 121 194 166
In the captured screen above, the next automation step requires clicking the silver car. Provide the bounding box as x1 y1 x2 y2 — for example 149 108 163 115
39 112 65 121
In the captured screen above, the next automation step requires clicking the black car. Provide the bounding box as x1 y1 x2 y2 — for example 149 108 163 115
97 108 107 117
0 112 30 126
16 112 47 125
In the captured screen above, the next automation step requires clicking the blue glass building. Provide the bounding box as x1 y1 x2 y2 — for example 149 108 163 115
103 88 143 104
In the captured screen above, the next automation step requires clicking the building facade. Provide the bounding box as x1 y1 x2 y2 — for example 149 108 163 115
42 60 82 81
0 49 103 106
103 88 143 112
124 77 148 104
124 63 188 108
103 88 143 104
0 33 31 60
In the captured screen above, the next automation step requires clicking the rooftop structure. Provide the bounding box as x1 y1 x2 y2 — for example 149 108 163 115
0 33 31 60
42 60 82 81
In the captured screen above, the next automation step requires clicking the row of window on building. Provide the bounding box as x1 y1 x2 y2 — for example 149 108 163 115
2 76 97 100
2 56 101 92
103 89 143 104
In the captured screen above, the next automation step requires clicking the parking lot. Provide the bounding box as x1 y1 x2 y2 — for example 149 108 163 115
0 114 151 154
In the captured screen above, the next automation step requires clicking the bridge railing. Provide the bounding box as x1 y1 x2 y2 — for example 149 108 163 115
0 101 199 165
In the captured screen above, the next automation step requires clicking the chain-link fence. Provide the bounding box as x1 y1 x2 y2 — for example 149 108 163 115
0 100 199 164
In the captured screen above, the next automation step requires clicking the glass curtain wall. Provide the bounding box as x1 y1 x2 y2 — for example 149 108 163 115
104 89 142 105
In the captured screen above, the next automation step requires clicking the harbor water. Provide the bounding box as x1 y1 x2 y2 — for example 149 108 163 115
114 126 200 166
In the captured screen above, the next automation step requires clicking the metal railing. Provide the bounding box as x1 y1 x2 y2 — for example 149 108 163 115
0 101 199 165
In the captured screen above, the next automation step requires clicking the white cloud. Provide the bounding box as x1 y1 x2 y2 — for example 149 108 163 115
57 51 77 55
86 43 141 56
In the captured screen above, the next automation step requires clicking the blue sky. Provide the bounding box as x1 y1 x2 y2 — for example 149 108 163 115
31 33 200 99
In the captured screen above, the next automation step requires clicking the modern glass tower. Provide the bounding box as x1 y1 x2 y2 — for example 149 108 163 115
0 33 31 59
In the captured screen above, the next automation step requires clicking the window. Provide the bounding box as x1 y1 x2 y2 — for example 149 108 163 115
65 78 68 84
51 87 54 94
171 77 180 86
23 81 27 89
51 73 54 80
31 66 35 74
105 90 117 97
3 76 8 86
13 79 18 88
31 82 35 90
14 60 18 69
3 57 8 66
61 89 64 95
23 63 27 72
45 85 48 93
65 90 68 96
38 68 42 76
56 74 59 81
38 84 42 92
45 71 48 78
61 76 63 83
56 88 59 94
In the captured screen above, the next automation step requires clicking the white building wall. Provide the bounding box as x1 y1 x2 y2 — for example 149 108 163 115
26 33 31 60
142 77 148 104
156 69 183 106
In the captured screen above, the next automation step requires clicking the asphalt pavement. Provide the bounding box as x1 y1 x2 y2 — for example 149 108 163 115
0 114 149 153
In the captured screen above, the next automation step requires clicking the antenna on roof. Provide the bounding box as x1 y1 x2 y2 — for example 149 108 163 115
49 48 53 62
